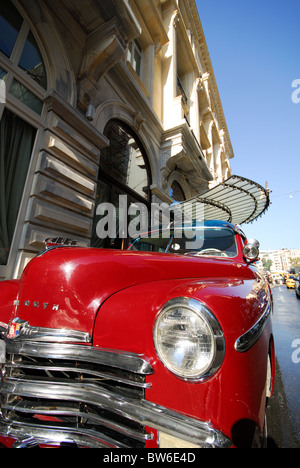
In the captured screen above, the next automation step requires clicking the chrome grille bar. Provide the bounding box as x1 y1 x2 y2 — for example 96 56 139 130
5 361 151 389
6 340 153 375
2 399 148 442
0 421 129 448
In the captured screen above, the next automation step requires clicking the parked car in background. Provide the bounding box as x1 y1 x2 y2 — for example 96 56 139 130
0 221 275 448
271 274 283 285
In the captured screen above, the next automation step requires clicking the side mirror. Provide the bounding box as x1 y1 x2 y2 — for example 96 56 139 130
243 239 260 263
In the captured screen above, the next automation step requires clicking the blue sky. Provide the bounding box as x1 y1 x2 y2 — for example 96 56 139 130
196 0 300 250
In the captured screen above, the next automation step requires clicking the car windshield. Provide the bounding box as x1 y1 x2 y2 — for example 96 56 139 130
129 226 238 258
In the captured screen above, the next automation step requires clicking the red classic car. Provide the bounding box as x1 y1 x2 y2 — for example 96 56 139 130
0 221 274 448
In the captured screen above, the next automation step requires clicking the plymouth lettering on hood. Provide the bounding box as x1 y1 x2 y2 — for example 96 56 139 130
13 300 59 311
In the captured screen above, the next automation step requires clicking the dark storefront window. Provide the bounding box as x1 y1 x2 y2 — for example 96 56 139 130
91 120 151 249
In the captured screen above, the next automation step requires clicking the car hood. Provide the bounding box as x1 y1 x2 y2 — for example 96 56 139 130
10 247 256 337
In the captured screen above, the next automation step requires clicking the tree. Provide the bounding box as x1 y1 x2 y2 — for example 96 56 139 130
262 257 273 272
291 257 300 267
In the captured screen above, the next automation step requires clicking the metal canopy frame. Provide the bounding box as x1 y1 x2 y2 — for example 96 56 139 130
177 175 271 225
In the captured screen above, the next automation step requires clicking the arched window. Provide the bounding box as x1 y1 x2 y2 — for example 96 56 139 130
170 180 186 202
91 120 152 249
0 2 48 266
0 3 47 115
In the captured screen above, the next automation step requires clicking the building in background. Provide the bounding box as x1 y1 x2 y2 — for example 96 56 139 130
0 0 234 280
259 248 300 273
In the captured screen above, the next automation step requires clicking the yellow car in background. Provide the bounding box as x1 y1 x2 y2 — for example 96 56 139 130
286 275 297 289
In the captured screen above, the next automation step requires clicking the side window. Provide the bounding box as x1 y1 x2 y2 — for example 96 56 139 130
127 40 143 78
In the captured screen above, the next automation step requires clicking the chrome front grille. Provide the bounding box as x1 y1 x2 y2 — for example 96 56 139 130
0 324 233 448
0 337 154 448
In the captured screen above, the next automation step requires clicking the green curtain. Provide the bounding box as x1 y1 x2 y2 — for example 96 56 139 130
0 108 36 265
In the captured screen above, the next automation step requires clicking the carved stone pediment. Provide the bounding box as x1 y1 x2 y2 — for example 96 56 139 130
76 0 142 114
161 123 213 193
77 21 126 112
80 21 126 83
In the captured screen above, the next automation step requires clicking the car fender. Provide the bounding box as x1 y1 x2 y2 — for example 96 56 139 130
93 276 273 446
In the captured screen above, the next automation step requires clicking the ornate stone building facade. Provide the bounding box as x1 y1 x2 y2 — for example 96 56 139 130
0 0 234 279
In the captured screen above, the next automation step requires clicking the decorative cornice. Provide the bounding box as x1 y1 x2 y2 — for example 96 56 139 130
188 0 234 160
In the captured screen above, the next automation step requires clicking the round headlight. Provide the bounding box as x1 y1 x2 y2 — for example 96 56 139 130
154 298 225 381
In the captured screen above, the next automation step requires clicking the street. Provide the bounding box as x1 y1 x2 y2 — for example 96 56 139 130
266 285 300 448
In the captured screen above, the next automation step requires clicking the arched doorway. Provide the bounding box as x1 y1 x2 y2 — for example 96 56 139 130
91 120 152 249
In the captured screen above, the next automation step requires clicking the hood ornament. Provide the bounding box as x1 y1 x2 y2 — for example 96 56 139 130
44 237 78 249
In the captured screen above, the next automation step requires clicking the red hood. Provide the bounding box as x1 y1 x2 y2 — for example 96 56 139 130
10 247 256 337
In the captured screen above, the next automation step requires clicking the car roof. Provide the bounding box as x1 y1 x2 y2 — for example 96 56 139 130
135 220 245 237
187 220 236 229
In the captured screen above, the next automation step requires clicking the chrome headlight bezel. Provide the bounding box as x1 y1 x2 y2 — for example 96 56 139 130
153 297 225 382
243 239 260 262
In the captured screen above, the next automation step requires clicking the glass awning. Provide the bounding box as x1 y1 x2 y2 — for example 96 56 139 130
177 175 271 225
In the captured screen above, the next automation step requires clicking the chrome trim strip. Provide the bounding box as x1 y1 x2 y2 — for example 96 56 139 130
8 320 91 343
0 340 5 364
235 301 272 353
0 378 231 448
5 340 154 375
13 437 40 449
